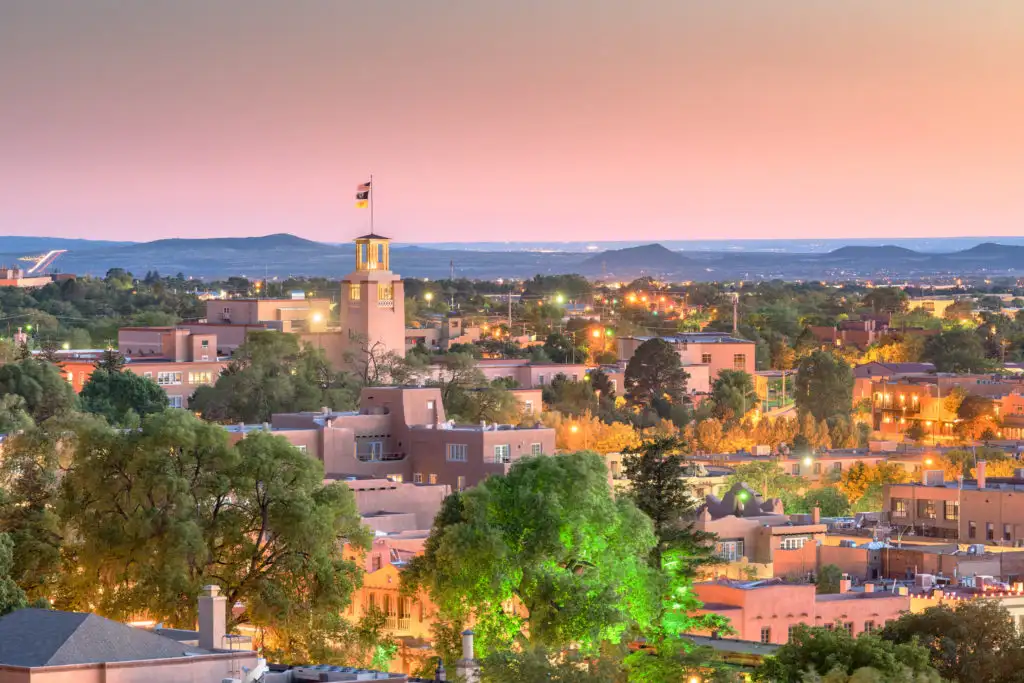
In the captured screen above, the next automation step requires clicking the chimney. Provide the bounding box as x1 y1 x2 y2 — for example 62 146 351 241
812 507 821 525
433 657 447 682
198 584 226 650
839 576 853 594
977 460 987 489
864 583 875 593
456 630 480 683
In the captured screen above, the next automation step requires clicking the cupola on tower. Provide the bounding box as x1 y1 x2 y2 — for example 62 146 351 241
338 233 405 361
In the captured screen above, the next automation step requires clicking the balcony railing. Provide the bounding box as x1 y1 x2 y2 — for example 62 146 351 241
385 615 411 630
356 451 406 462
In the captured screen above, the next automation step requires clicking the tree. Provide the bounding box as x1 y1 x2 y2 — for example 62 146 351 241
726 462 808 512
816 564 843 594
543 411 640 454
880 600 1024 683
0 359 77 422
861 288 908 315
543 332 587 364
756 625 939 683
694 419 724 454
481 648 623 683
0 395 33 434
794 351 853 423
922 329 989 373
710 370 758 424
55 411 371 661
403 452 660 656
622 438 726 636
543 373 597 416
95 348 126 373
425 352 488 418
625 339 689 407
37 338 63 367
589 368 616 400
801 488 850 518
191 331 358 423
0 533 28 616
836 462 910 511
79 369 169 425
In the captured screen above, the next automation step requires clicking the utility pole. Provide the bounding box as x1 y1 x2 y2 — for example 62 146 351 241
732 292 739 336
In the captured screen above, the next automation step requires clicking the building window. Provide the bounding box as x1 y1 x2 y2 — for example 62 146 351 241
610 379 617 391
864 621 875 633
917 500 937 520
760 627 771 644
813 462 822 475
701 353 712 364
833 462 842 472
716 540 744 561
428 473 438 485
447 444 468 462
493 444 511 464
843 622 854 634
538 374 546 385
456 476 466 492
426 400 435 411
1006 524 1013 542
531 443 543 456
524 400 534 414
349 284 361 301
733 354 746 370
824 623 834 631
387 474 403 483
156 371 182 386
168 395 183 408
787 625 797 642
792 464 800 475
143 371 152 378
988 523 995 541
377 284 394 303
969 521 977 539
413 473 423 484
188 371 213 385
781 536 809 550
892 499 908 518
371 555 382 572
944 501 959 521
295 445 307 454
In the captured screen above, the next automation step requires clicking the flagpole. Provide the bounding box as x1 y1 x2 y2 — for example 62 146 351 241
369 173 374 236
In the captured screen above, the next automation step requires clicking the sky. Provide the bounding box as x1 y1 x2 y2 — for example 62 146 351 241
2 1 1024 244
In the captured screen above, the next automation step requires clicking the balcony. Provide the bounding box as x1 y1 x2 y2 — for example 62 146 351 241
385 615 411 630
378 299 395 309
356 451 406 462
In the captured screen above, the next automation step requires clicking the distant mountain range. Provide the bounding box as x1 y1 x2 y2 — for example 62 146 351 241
0 234 1021 281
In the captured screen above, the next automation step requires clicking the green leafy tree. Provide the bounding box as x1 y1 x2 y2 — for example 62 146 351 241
79 369 169 425
756 625 939 683
96 348 126 373
55 411 371 661
0 395 33 434
816 564 843 594
710 370 758 424
0 533 28 616
543 373 597 416
403 452 660 656
861 288 908 315
0 359 77 422
801 488 851 518
425 352 488 418
726 461 808 511
191 331 358 423
625 339 689 407
880 599 1024 683
794 351 853 423
922 329 990 373
481 648 623 683
589 368 616 400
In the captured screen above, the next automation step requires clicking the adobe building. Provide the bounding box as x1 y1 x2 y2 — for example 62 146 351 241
617 333 755 382
693 578 910 644
885 462 1024 544
695 484 826 565
335 234 405 359
226 386 555 492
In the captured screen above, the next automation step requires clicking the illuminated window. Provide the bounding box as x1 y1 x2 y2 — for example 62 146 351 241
492 444 511 464
157 371 182 386
188 371 213 385
456 476 466 491
944 501 959 521
428 473 438 485
349 284 361 300
781 536 809 550
733 354 746 369
413 473 423 484
377 284 394 302
892 499 908 518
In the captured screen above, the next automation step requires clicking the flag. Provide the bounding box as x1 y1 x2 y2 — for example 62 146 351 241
356 180 371 208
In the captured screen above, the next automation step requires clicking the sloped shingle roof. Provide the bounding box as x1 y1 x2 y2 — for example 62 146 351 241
0 608 209 667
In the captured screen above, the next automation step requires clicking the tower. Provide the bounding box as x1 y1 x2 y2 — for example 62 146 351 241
339 234 405 364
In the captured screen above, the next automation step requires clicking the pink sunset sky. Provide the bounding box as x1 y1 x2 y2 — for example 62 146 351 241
2 1 1024 244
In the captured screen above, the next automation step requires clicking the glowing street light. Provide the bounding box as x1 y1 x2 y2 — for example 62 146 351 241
555 293 565 304
424 292 434 302
570 424 579 433
311 312 323 323
592 329 601 338
803 456 813 467
61 342 70 350
925 458 934 466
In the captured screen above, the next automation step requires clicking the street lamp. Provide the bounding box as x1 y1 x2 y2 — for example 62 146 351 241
61 342 70 350
555 293 565 304
311 312 323 324
424 292 434 302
